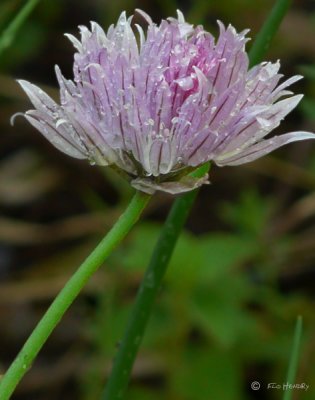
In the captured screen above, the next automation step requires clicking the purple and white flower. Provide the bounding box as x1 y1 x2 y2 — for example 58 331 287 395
16 10 315 194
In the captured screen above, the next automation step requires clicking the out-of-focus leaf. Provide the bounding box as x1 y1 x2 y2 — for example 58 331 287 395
117 223 160 272
93 300 133 355
299 98 315 122
299 65 315 81
219 189 273 235
171 348 242 400
128 386 163 400
196 234 259 281
191 276 256 347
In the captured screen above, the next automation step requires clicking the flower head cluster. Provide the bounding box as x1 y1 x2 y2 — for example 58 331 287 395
17 10 315 194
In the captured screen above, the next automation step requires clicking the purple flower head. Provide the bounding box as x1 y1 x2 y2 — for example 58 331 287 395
16 10 315 194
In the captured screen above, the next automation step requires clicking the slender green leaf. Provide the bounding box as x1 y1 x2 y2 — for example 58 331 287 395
0 0 42 56
283 316 303 400
249 0 292 67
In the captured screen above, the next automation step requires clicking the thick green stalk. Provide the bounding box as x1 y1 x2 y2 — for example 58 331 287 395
0 191 151 400
102 164 210 400
248 0 292 67
0 0 42 56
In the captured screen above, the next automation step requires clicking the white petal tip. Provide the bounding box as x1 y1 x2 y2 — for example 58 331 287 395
134 9 153 25
17 79 30 89
10 112 25 126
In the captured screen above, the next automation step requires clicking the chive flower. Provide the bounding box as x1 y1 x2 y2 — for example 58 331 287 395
16 10 315 194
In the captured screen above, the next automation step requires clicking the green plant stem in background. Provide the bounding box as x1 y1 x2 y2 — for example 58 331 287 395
0 0 42 56
283 316 303 400
248 0 291 67
102 163 210 400
0 191 151 400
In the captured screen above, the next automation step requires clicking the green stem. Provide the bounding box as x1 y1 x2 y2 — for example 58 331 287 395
0 0 42 56
248 0 292 67
102 163 210 400
0 191 151 400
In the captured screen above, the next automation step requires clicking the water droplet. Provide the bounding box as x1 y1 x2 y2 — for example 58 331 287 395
175 76 194 91
188 45 198 57
145 272 155 288
144 118 155 126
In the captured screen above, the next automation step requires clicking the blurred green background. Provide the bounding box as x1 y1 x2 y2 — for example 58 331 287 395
1 0 315 399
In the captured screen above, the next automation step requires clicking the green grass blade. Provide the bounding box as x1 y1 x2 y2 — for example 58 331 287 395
283 316 303 400
0 0 42 56
249 0 292 67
